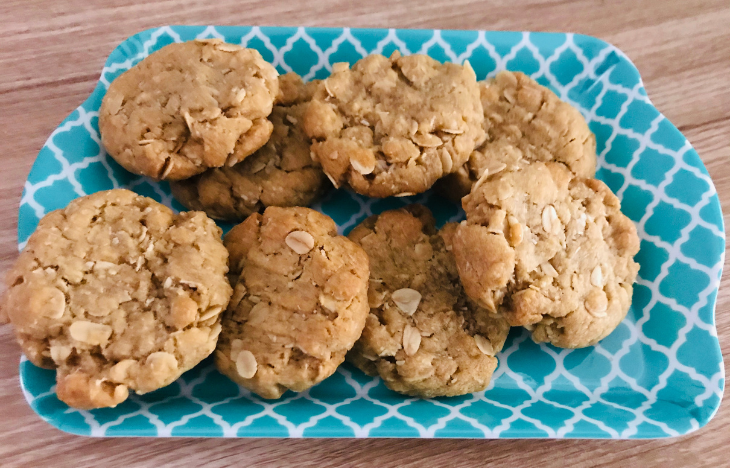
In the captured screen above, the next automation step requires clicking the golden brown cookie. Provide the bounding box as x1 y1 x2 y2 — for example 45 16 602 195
347 205 510 397
2 189 232 409
99 39 279 180
303 52 484 197
438 71 596 201
170 73 329 221
215 207 370 399
452 162 639 348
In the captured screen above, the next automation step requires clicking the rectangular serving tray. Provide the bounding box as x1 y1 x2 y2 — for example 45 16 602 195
17 25 725 438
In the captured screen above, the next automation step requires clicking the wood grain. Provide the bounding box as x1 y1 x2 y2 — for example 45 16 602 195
1 1 728 466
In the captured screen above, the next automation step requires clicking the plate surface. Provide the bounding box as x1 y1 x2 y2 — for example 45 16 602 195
17 26 725 438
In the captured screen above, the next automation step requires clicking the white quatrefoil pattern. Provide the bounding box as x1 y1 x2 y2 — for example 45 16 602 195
17 26 725 439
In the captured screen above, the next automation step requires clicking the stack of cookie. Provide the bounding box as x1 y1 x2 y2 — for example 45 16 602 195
98 40 329 220
441 71 640 350
2 39 639 408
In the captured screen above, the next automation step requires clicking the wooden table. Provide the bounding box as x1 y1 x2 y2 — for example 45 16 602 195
1 1 728 466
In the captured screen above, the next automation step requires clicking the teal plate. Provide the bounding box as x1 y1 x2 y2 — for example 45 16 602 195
17 26 725 438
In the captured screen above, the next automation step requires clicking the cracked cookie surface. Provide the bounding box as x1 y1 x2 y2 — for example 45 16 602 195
347 205 510 397
99 39 279 180
452 162 639 348
2 189 232 408
170 73 329 221
216 207 369 399
438 71 596 201
303 52 484 197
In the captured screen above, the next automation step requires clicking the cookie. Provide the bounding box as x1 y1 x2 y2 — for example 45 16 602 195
2 189 232 409
99 39 279 181
438 71 596 201
452 162 640 348
215 207 370 399
347 206 510 397
303 51 484 197
170 73 329 221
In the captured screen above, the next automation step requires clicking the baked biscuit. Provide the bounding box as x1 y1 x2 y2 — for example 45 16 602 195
347 206 510 397
216 207 370 399
304 52 484 197
2 189 232 409
438 71 596 201
99 39 279 180
452 162 639 348
170 73 328 221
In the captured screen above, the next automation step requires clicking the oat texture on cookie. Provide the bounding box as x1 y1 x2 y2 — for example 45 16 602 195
438 71 597 201
303 52 484 197
2 189 232 409
99 39 279 181
347 205 510 397
170 73 329 221
215 206 370 399
452 162 639 348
